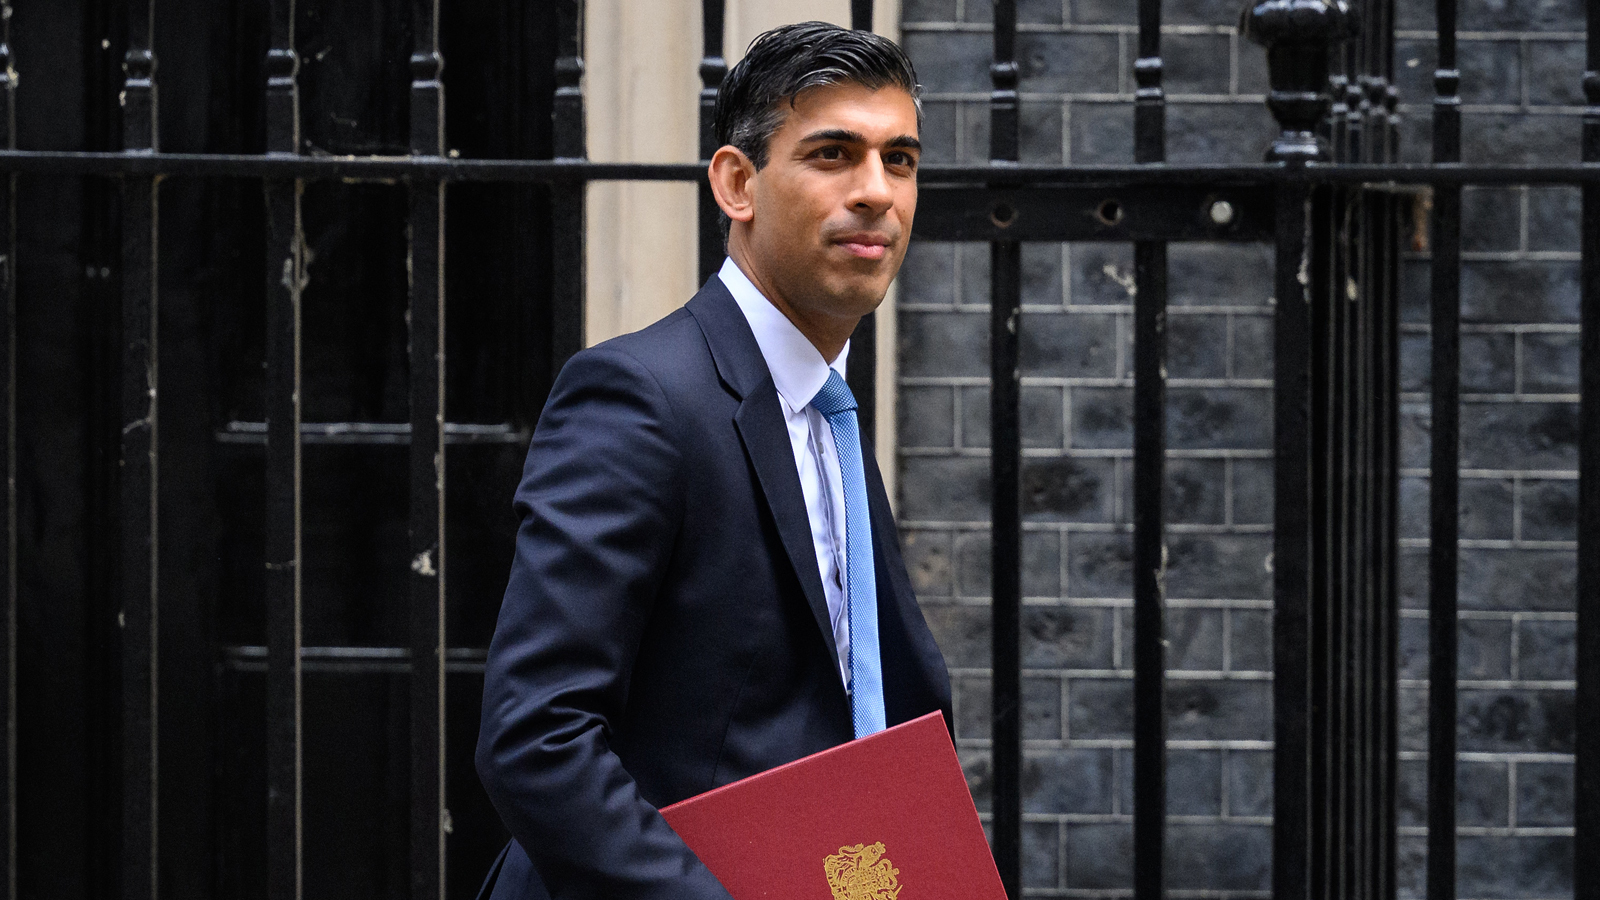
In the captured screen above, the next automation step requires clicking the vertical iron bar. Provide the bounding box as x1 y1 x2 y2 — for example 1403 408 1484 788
120 2 159 898
409 2 447 897
264 0 303 896
1379 5 1402 896
697 0 726 287
1575 0 1600 891
1132 0 1167 897
0 8 14 896
851 0 874 29
989 0 1021 896
1427 0 1461 896
551 0 586 375
1274 177 1316 900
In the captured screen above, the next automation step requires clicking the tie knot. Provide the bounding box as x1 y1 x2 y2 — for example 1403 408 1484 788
809 370 858 417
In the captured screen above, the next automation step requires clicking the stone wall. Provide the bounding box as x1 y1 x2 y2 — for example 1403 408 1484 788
893 1 1585 897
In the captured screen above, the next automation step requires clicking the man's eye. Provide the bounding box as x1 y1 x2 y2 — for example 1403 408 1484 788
887 152 917 168
815 146 845 160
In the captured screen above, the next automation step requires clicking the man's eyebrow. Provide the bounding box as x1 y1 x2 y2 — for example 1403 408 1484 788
796 129 923 151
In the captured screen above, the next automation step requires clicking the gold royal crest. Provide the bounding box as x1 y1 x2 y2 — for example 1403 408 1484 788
824 842 902 900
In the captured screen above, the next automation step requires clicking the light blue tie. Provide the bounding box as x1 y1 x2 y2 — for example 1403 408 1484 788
810 370 885 738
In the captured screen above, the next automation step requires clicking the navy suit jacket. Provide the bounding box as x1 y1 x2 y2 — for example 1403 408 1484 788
475 278 953 900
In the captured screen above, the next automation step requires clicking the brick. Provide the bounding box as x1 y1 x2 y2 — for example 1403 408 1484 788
1461 330 1517 394
1399 684 1428 752
1167 823 1270 891
1021 456 1117 523
1164 0 1248 25
898 385 955 449
1462 185 1522 253
1393 40 1437 108
1019 100 1066 165
1460 40 1523 106
1459 400 1578 471
1460 476 1515 541
957 675 1063 741
1398 475 1428 540
1399 546 1429 611
1069 242 1136 306
1461 111 1581 165
1168 606 1225 671
1168 748 1223 815
901 0 957 22
1396 834 1427 900
1071 386 1131 450
1396 758 1426 828
1021 311 1122 378
901 31 993 94
1528 40 1586 107
1460 549 1575 612
1230 313 1273 380
1167 679 1273 741
1528 186 1582 252
1166 387 1272 451
1399 400 1430 469
954 528 1063 598
898 456 990 521
1167 102 1277 165
1457 835 1572 899
1399 257 1430 325
1168 243 1275 308
1399 332 1429 393
1069 0 1134 25
916 100 960 165
1164 33 1232 96
1397 113 1432 166
1237 36 1268 96
1022 821 1061 889
901 527 954 597
1069 100 1135 165
1459 759 1511 827
1067 676 1133 739
1398 616 1428 680
1461 0 1583 31
1517 618 1575 681
1396 1 1435 30
1024 604 1115 669
1063 822 1132 890
1521 330 1579 394
1224 749 1272 817
961 746 993 811
1229 458 1273 526
958 241 991 306
1458 687 1573 753
1166 457 1226 525
1516 760 1573 827
1228 609 1272 673
1017 32 1122 95
899 240 957 305
924 602 991 668
1024 747 1115 813
1521 478 1577 542
1167 313 1228 379
898 310 988 377
959 383 1065 449
956 99 990 164
1461 260 1580 324
1066 531 1132 599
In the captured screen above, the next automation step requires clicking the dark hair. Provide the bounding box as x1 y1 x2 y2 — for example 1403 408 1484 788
713 21 921 171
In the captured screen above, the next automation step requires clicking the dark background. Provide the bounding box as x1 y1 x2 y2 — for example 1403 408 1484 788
14 1 558 897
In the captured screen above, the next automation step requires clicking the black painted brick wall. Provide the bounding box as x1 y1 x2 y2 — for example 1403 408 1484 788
895 2 1586 898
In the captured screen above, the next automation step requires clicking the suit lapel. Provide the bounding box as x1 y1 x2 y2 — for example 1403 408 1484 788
686 280 842 675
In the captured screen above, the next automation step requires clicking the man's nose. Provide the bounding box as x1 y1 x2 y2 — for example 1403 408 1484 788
849 154 895 215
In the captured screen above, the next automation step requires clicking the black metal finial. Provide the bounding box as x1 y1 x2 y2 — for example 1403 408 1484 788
1240 0 1352 163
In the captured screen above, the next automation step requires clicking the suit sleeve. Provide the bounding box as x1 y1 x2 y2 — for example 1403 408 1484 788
475 346 734 900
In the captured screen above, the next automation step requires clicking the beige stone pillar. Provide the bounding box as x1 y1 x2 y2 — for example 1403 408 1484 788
582 1 903 494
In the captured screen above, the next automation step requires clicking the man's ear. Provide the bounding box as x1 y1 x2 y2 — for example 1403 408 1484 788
708 145 757 224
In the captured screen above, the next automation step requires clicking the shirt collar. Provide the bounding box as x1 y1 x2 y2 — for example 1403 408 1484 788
719 257 848 413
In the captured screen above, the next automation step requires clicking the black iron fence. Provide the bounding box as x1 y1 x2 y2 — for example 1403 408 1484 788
2 0 1599 898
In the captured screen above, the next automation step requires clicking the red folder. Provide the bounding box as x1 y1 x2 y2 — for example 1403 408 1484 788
660 712 1007 900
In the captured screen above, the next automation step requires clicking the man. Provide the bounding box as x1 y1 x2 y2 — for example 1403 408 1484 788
476 22 950 900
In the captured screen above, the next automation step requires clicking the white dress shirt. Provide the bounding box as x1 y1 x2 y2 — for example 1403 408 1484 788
719 257 855 690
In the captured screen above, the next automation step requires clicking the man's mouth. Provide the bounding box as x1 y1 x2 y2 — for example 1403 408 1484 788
836 233 891 260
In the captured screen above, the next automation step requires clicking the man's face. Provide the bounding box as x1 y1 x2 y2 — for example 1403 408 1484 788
734 83 920 351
